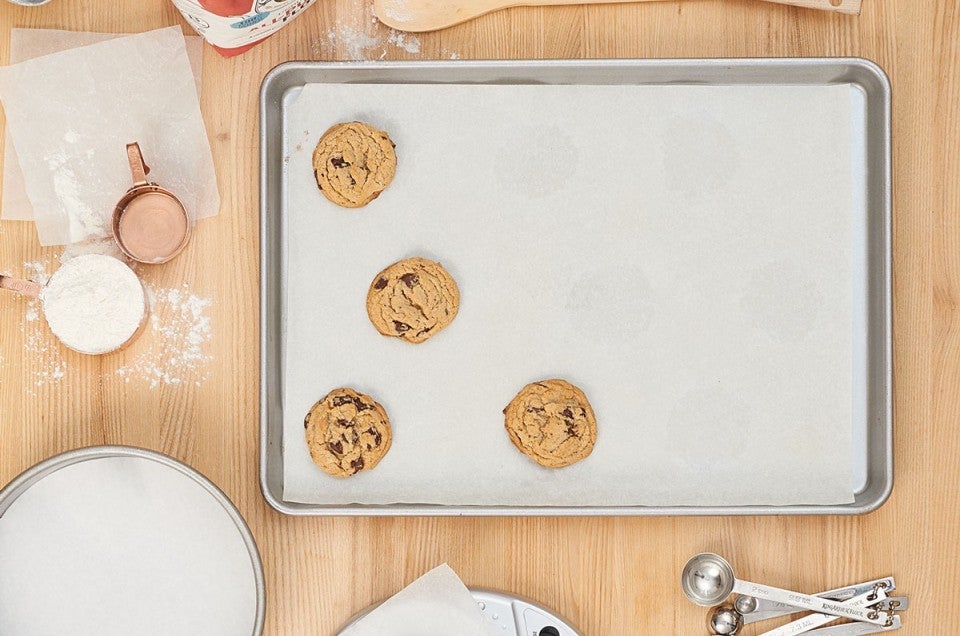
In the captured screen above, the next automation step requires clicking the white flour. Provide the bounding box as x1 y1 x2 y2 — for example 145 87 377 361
12 254 213 389
312 0 457 60
23 260 50 284
116 283 213 388
41 254 145 355
15 258 68 389
60 237 125 263
387 30 420 54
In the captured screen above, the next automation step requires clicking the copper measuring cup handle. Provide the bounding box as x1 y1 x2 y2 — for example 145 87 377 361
126 142 151 186
0 275 42 298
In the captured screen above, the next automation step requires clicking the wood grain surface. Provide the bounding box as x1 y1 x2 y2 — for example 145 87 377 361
0 0 956 633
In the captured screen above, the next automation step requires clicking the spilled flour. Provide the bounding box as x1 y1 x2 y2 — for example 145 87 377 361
60 237 125 263
387 31 420 54
18 258 68 390
116 283 213 389
10 250 214 390
313 0 457 60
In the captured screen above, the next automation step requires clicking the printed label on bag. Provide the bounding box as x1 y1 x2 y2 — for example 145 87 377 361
171 0 318 50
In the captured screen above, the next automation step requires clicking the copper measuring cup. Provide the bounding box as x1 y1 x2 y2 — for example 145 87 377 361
0 255 150 355
111 143 191 264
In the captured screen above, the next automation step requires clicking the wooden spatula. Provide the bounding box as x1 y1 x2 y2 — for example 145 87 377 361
374 0 861 32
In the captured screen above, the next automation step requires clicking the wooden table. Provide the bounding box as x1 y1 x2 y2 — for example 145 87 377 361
0 0 956 633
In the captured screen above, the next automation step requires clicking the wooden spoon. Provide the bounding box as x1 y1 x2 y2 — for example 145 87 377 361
374 0 862 32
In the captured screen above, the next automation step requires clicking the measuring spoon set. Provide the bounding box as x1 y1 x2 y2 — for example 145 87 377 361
682 554 909 635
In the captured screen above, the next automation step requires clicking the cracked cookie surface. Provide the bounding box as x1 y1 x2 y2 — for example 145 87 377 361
503 379 597 468
305 388 392 478
312 121 396 208
366 257 460 344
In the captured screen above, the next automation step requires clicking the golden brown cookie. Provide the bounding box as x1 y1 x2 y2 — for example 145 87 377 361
503 379 597 468
304 388 392 478
312 121 397 208
366 257 460 344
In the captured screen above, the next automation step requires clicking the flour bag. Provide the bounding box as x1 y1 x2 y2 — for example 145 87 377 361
171 0 319 57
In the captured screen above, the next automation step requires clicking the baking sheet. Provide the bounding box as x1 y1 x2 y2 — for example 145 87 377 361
280 82 855 507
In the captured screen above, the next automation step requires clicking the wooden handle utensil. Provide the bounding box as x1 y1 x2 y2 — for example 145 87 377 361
374 0 862 33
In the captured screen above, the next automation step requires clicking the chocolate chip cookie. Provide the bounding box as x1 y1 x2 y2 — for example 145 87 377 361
304 388 392 478
312 121 397 208
503 379 597 468
366 257 460 344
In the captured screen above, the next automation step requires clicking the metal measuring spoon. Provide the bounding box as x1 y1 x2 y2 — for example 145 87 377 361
738 577 896 624
681 554 890 627
792 615 901 635
706 603 742 635
758 589 890 636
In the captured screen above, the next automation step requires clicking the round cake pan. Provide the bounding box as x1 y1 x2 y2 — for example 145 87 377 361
0 445 265 636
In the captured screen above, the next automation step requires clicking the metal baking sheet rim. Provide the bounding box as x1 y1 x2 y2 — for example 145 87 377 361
259 58 892 516
0 445 266 634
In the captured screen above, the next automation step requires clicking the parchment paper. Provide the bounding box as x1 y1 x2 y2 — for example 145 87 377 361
1 29 205 222
0 27 218 245
282 83 855 506
341 564 497 636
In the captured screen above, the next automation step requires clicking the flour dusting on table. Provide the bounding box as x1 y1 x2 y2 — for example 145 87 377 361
116 282 213 388
11 254 213 390
311 0 456 60
19 258 68 389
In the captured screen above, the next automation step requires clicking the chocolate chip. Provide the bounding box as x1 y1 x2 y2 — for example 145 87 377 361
561 408 574 419
336 419 349 427
304 415 310 429
330 156 350 169
374 278 388 290
368 429 382 446
348 175 356 186
350 457 365 473
328 440 344 454
566 425 577 437
526 406 545 413
332 395 353 407
400 273 419 288
393 321 411 333
353 397 373 411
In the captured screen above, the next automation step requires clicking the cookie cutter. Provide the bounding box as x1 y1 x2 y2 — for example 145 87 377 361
111 142 191 264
